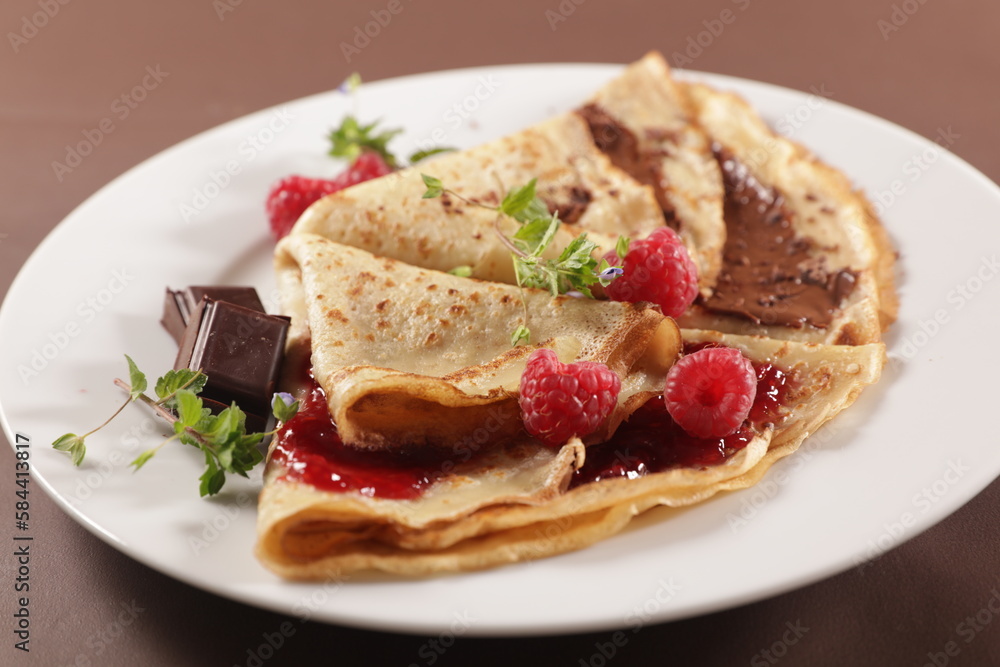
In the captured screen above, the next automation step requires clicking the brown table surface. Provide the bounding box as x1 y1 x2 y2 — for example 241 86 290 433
3 0 1000 665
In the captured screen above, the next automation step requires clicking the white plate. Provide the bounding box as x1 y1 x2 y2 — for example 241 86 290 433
2 63 1000 636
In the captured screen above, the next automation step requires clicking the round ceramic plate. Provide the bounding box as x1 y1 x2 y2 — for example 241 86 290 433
2 63 999 636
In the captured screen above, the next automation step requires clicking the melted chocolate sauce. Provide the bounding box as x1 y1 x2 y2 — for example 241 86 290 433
577 103 678 226
701 146 857 329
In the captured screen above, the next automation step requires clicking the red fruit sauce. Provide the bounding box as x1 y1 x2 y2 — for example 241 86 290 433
570 359 789 489
270 378 446 500
272 344 793 499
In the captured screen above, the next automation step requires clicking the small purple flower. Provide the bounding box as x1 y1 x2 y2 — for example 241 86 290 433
271 392 300 422
598 266 624 280
274 392 294 405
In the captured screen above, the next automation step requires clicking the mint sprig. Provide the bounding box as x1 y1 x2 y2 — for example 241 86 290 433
329 74 454 169
51 356 300 497
420 176 624 344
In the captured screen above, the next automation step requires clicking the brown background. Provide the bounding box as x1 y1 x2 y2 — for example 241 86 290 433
3 0 1000 665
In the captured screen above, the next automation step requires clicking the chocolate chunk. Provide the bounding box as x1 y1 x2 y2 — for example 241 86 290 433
161 286 265 343
173 297 289 430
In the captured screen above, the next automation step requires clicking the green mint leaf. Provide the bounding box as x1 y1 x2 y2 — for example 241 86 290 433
498 180 542 221
557 234 599 268
513 217 559 257
199 455 226 497
217 441 235 472
130 448 158 471
421 173 444 199
175 390 204 428
447 265 473 277
408 147 456 164
124 355 147 401
230 435 265 478
511 325 531 346
514 256 543 288
203 405 243 449
519 197 551 224
271 393 300 424
328 115 401 168
155 369 207 409
53 433 86 467
615 236 631 260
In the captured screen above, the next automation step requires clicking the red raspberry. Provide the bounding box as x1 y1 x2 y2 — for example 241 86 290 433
518 348 621 447
603 227 698 318
265 152 392 240
664 347 757 438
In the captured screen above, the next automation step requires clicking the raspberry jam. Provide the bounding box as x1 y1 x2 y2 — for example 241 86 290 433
570 355 791 489
271 377 445 500
273 344 792 499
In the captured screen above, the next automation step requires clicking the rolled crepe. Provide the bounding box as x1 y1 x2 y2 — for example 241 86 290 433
256 325 884 578
273 233 681 450
291 112 667 284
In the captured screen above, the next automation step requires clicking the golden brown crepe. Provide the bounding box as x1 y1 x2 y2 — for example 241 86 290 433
254 51 896 579
578 51 726 294
673 81 896 344
256 329 883 578
291 112 667 284
274 233 681 451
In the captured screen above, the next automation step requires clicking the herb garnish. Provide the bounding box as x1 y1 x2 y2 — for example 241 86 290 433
52 356 299 497
421 175 624 344
328 73 454 169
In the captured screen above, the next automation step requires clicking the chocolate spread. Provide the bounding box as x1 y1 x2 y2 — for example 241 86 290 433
576 103 678 226
544 186 592 225
702 146 856 329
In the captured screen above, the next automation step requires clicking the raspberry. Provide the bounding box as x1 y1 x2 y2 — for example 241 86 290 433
603 227 698 318
518 349 621 447
265 151 392 240
663 347 757 438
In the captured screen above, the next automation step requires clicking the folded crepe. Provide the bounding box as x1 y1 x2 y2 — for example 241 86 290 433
292 111 667 285
673 81 898 345
576 51 726 294
256 323 883 578
292 52 895 347
253 51 895 579
273 233 681 451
